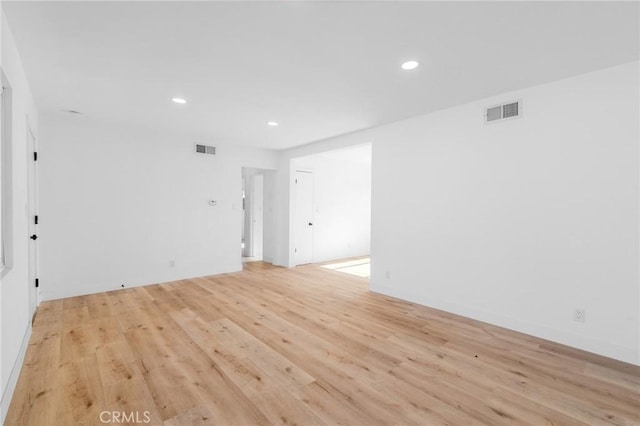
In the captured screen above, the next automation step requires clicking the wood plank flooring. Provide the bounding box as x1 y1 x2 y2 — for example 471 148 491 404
6 261 640 425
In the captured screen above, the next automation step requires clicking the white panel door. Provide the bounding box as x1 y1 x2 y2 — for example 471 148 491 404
27 123 39 314
294 171 314 265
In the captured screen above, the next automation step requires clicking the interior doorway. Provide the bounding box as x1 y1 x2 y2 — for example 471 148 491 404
241 167 275 263
290 143 372 269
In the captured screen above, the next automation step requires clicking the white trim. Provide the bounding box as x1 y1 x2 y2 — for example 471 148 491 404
0 323 32 424
0 71 13 276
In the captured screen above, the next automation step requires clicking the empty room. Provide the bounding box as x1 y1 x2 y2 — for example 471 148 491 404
0 1 638 425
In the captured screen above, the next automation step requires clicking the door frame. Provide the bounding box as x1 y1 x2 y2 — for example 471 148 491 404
249 174 264 258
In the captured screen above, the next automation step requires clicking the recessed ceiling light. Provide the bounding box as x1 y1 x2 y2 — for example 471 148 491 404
267 121 279 127
401 60 419 70
172 97 187 104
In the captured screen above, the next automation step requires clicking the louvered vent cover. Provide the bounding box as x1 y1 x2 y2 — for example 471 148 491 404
486 106 502 122
503 102 519 118
195 144 216 155
485 100 521 123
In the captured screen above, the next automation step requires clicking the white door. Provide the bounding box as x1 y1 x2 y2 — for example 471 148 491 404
250 174 264 258
294 170 314 265
27 122 39 314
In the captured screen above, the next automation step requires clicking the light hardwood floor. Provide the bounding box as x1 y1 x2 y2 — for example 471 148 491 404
6 261 640 425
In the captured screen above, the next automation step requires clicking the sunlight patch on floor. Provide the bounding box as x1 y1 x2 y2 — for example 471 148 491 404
322 257 370 278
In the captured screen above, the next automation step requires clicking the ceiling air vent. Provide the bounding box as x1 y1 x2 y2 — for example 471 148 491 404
195 144 216 155
485 100 522 123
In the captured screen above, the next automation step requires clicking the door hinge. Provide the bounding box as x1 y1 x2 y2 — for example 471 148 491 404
35 278 39 288
34 215 38 225
33 152 38 161
295 179 297 184
295 248 297 253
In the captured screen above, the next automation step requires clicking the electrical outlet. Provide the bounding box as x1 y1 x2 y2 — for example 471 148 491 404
169 260 175 267
385 271 391 280
574 308 585 323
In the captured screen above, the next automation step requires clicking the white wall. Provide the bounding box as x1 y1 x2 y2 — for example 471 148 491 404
39 114 277 300
278 62 639 365
374 62 640 365
0 12 39 422
292 145 371 263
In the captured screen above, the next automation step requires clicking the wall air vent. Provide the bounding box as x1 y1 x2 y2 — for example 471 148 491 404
485 100 522 123
195 144 216 155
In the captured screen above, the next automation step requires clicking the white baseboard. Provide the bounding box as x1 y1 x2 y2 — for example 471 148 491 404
371 283 639 366
40 263 243 301
1 323 32 424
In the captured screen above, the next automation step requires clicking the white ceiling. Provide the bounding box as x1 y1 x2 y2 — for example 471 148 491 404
3 1 638 150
